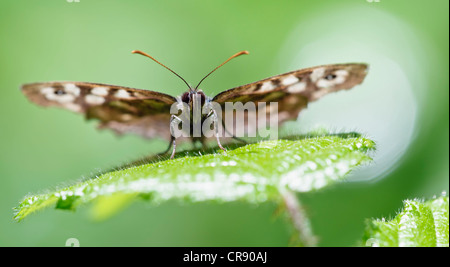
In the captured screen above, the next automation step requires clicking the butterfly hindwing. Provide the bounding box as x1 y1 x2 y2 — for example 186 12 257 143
21 81 177 140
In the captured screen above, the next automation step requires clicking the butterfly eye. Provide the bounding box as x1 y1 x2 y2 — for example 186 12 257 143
198 91 206 106
54 89 66 95
181 92 190 103
325 74 337 80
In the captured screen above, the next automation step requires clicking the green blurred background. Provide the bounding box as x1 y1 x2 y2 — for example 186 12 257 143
0 0 448 246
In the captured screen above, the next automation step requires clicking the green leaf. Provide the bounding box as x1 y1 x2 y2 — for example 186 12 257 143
363 195 449 247
14 133 375 221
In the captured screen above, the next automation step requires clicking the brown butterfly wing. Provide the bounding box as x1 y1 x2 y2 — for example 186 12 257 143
21 81 177 140
212 63 368 135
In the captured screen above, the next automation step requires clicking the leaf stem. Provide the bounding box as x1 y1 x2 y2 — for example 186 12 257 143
281 190 318 247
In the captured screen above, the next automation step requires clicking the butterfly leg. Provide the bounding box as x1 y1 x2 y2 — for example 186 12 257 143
210 109 226 152
169 115 182 159
160 136 177 159
161 136 174 155
169 137 177 159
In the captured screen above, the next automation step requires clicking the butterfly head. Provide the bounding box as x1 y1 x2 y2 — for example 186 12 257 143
181 90 206 106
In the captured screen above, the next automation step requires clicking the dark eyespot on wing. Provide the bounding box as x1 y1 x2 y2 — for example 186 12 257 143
54 89 65 95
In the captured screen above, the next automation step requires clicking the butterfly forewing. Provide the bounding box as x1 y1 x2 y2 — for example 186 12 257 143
213 63 367 103
213 63 367 121
21 81 176 110
21 81 177 140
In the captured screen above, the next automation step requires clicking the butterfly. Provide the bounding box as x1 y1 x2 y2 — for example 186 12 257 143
21 50 368 159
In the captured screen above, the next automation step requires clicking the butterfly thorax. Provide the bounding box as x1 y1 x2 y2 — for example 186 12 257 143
178 89 213 138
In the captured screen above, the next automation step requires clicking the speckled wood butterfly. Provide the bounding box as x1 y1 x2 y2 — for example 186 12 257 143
21 50 368 158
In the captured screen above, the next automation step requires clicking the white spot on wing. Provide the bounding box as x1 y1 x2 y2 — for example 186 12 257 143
281 75 299 86
260 81 276 92
91 86 109 96
310 67 325 82
335 69 349 76
287 82 306 93
41 87 76 103
85 94 105 105
115 89 131 98
40 87 54 95
64 84 81 96
47 94 76 103
316 69 349 88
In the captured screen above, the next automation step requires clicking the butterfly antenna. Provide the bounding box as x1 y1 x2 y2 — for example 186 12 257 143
195 50 249 90
132 50 191 90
